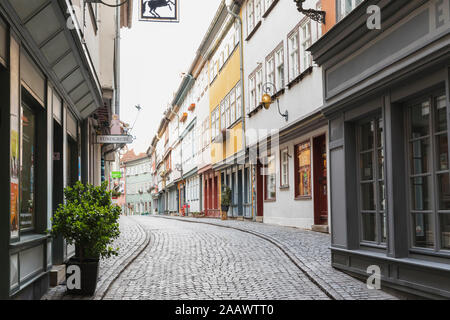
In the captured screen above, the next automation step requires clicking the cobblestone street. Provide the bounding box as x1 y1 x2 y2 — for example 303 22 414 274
43 215 398 300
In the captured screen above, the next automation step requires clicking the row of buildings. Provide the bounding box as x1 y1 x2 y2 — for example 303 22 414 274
1 0 132 299
126 0 450 299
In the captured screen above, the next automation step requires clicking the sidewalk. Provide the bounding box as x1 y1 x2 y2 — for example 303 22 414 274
41 216 150 300
158 215 398 300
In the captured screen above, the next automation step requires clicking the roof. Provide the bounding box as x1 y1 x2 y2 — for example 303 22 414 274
120 149 148 164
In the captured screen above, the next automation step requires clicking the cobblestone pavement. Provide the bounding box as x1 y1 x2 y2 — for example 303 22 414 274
103 216 329 300
42 214 398 300
158 215 398 300
41 216 149 300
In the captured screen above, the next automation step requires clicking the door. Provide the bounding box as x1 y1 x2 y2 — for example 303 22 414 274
313 135 328 225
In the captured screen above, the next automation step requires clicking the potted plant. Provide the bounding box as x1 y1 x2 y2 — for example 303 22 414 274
51 181 121 295
221 186 232 220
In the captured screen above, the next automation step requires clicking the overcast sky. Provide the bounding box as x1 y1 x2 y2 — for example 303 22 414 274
119 0 222 154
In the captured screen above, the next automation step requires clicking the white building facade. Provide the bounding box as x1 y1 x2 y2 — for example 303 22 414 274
242 0 330 231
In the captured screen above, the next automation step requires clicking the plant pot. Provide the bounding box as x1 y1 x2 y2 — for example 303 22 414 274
65 257 100 296
221 205 229 220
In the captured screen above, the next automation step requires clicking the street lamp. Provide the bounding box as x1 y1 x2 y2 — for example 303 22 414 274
262 82 288 122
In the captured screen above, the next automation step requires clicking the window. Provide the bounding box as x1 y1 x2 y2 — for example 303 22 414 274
221 100 226 130
264 154 276 200
211 107 220 140
19 103 36 231
358 118 386 245
275 46 285 90
236 82 242 120
255 0 262 23
295 141 311 198
300 21 312 72
249 74 256 112
225 94 231 128
247 0 255 34
281 148 289 187
337 0 364 21
407 95 450 251
264 0 274 14
266 56 275 89
230 88 236 125
288 31 300 82
256 68 263 103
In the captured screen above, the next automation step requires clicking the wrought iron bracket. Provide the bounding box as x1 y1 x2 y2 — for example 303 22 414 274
294 0 326 24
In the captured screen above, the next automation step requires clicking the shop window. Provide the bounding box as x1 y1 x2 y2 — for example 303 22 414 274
357 117 386 245
264 154 276 200
19 102 36 231
407 95 450 252
295 141 311 198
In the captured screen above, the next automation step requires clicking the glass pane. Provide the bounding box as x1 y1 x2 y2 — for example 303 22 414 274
410 101 430 139
441 214 450 250
378 148 384 180
379 181 385 211
362 213 377 242
435 96 447 132
296 143 311 196
20 104 35 231
380 212 387 243
436 134 448 171
411 176 431 211
437 173 450 210
360 152 373 181
413 213 435 248
410 138 431 175
361 183 375 211
360 121 374 151
377 118 383 148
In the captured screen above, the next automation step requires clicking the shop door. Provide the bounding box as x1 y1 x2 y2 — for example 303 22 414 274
313 135 328 225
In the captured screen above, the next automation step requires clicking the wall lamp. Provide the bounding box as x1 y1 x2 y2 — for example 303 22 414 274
293 0 326 24
262 82 288 122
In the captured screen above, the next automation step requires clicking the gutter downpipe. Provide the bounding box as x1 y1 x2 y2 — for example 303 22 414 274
226 4 246 160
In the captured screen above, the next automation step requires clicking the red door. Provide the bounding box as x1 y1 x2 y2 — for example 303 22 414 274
313 135 328 225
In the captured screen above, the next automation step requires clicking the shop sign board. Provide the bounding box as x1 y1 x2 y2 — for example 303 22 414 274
97 135 133 144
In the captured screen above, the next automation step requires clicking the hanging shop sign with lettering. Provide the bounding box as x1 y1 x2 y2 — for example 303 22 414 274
139 0 179 23
96 135 133 144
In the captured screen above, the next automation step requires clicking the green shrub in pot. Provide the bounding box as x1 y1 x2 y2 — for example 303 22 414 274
50 181 121 295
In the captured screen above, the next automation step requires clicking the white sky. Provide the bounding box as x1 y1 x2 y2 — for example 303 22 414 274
119 0 222 154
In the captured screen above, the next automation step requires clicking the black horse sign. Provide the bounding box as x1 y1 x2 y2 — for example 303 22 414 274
139 0 179 22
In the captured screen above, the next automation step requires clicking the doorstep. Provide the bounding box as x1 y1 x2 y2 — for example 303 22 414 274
255 216 263 223
49 265 66 287
311 224 329 233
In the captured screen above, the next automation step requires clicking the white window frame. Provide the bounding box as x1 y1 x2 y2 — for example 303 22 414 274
300 20 312 72
275 46 285 90
281 148 289 187
288 31 300 82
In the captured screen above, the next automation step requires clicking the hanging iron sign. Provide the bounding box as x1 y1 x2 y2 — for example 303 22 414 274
139 0 179 23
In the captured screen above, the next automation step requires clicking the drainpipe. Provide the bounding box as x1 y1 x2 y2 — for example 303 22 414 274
226 3 246 157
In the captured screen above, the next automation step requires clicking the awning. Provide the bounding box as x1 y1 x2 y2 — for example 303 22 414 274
2 0 103 119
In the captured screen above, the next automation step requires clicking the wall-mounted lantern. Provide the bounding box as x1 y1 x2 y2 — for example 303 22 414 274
262 83 288 122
